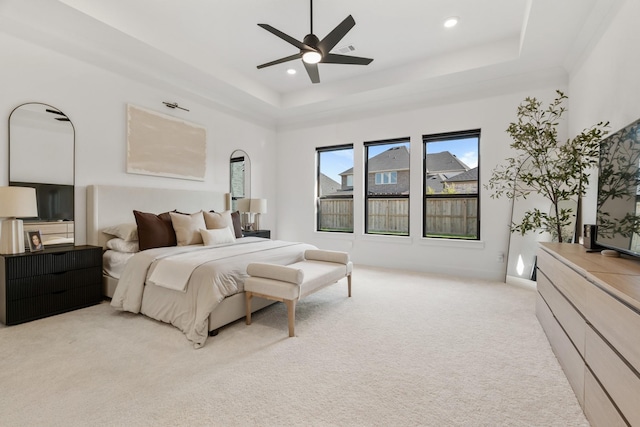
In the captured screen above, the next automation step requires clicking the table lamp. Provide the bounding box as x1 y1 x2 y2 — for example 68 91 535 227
250 198 267 231
236 198 251 230
0 186 38 254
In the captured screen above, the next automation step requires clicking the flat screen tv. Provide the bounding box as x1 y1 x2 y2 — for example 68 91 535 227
595 117 640 256
10 182 74 222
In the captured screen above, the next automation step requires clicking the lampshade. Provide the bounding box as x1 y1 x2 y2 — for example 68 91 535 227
0 187 38 218
249 199 267 214
0 186 38 254
237 198 251 213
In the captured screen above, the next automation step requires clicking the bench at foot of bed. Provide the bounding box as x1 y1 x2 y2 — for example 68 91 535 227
244 249 352 337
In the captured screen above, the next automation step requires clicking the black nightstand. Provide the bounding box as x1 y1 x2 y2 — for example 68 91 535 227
0 245 103 325
242 230 271 239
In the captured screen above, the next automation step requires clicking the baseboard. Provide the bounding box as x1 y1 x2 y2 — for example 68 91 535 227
506 275 537 291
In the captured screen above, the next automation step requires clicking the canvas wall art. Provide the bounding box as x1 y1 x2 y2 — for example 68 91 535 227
126 104 206 181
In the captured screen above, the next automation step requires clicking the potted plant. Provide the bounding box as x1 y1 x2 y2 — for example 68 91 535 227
486 90 609 243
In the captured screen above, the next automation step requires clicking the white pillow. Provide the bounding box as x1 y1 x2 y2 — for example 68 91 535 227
170 211 206 246
200 227 236 246
103 223 138 242
203 210 232 230
106 238 140 253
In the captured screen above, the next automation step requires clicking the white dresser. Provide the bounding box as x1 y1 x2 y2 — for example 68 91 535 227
536 243 640 426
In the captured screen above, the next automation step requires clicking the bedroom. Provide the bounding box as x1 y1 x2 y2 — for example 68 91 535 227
0 0 638 425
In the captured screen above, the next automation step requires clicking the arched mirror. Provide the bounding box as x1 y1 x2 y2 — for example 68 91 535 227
9 102 75 246
230 149 250 211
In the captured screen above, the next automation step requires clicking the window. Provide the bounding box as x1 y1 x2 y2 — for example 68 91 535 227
375 171 397 185
316 145 354 232
365 138 410 236
423 129 480 239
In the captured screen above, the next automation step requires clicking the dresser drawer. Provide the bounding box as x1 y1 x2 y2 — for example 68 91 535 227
5 284 102 325
537 249 588 312
585 281 640 372
4 247 102 279
537 272 586 356
586 325 640 426
5 267 102 301
536 293 585 405
584 367 627 427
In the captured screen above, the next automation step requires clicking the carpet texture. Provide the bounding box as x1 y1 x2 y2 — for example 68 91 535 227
0 266 587 426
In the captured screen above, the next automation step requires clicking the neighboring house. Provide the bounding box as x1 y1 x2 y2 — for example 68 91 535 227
325 147 473 197
318 173 341 197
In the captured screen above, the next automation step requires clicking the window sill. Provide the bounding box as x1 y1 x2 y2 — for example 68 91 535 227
419 237 485 249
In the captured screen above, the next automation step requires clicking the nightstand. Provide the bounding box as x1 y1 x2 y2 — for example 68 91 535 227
0 245 103 325
243 230 271 239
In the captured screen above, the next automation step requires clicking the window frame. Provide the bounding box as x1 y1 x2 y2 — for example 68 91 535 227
316 144 354 233
364 137 410 236
422 129 480 240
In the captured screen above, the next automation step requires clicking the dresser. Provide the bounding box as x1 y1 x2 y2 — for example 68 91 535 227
0 245 102 325
536 243 640 426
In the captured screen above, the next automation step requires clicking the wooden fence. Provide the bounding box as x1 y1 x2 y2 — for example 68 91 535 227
318 197 478 238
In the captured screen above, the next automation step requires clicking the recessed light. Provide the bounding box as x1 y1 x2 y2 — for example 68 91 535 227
287 69 297 75
444 17 458 28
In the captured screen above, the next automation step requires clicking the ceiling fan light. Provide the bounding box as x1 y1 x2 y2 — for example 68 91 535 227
302 51 322 64
444 17 459 28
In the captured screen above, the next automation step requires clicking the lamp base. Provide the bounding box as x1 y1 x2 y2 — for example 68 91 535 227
1 218 26 254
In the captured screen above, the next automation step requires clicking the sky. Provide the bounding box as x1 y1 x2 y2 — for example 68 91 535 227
319 138 479 183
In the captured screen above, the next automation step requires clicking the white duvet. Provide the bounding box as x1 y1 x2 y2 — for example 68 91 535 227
111 238 316 348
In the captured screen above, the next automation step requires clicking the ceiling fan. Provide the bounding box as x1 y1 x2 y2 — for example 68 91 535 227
256 0 373 84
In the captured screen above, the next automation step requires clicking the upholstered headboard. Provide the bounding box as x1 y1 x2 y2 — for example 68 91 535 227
87 185 230 248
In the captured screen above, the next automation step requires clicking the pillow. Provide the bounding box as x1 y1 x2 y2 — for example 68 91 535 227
230 211 242 238
200 227 236 246
133 210 177 251
170 211 206 246
203 210 232 230
106 238 139 253
103 223 138 242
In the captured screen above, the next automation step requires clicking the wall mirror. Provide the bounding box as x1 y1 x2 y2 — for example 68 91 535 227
9 102 75 245
230 149 250 211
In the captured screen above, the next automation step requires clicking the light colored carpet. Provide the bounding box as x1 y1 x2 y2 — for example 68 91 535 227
0 266 587 427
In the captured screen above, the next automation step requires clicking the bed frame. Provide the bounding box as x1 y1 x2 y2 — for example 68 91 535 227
86 184 274 334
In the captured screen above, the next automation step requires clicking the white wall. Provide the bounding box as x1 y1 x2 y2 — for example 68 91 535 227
276 87 567 282
0 32 278 244
569 0 640 227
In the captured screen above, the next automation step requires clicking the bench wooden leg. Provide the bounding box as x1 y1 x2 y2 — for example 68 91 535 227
284 299 296 337
347 274 352 297
245 291 253 325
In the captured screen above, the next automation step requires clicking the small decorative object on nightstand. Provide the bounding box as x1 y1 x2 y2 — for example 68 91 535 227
243 230 271 239
0 245 103 325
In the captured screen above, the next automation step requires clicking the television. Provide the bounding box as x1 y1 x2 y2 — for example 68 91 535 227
595 117 640 256
10 182 74 222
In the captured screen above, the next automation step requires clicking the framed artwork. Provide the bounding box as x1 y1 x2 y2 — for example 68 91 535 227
126 104 207 181
26 230 44 252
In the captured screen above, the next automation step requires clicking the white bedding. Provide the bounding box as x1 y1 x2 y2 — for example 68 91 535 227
103 250 135 279
111 238 316 348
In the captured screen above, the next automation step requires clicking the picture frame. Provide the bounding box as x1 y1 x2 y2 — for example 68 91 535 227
26 230 44 252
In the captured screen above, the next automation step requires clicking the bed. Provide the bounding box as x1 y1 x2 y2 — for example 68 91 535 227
86 185 315 348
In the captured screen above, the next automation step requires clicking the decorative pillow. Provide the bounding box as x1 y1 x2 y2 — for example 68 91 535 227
133 210 177 251
200 227 236 246
230 211 242 238
203 210 232 230
170 211 206 246
106 238 140 253
103 223 138 242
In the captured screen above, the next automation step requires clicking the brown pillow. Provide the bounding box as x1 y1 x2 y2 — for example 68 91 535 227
230 211 242 238
133 210 177 251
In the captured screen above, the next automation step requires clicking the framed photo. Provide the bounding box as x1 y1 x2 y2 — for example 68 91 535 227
26 230 44 252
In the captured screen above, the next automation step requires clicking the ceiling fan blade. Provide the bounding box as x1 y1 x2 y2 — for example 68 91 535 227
321 53 373 65
258 24 310 51
257 53 303 69
317 15 355 54
303 61 320 84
